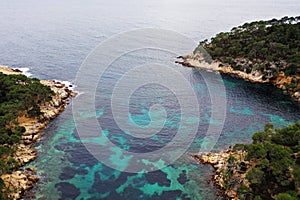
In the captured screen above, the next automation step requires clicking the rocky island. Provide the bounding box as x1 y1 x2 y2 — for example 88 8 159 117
0 66 76 199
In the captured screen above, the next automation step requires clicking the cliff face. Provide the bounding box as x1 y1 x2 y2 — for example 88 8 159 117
176 52 300 104
0 67 76 199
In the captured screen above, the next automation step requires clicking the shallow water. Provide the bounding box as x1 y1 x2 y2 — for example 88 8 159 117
1 0 300 199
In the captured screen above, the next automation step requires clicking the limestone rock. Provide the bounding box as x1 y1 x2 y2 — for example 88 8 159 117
0 75 77 199
1 170 39 199
193 150 248 200
177 53 300 103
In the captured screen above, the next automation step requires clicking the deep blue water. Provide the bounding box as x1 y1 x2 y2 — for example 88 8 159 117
1 0 300 199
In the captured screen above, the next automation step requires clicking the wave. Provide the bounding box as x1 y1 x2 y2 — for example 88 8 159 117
13 67 33 77
54 80 77 91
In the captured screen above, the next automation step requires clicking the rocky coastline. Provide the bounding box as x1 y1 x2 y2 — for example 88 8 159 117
192 150 251 200
0 66 76 199
176 52 300 104
178 52 300 199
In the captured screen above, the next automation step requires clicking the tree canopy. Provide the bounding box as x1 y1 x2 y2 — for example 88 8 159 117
235 122 300 199
0 72 54 199
200 16 300 78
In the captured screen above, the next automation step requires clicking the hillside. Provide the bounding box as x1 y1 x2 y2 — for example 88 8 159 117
178 16 300 103
195 122 300 200
0 67 76 199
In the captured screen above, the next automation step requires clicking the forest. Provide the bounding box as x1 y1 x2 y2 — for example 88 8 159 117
0 72 54 197
199 16 300 79
231 122 300 200
199 17 300 199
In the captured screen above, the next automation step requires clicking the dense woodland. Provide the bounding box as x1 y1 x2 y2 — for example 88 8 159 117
199 17 300 199
0 72 53 198
199 16 300 80
231 122 300 200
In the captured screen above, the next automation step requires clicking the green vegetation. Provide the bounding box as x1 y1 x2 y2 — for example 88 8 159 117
194 16 300 199
0 72 54 198
197 17 300 198
0 72 54 145
199 16 300 79
234 122 300 199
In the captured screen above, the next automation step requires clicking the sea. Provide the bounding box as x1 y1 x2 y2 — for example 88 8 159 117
1 0 300 199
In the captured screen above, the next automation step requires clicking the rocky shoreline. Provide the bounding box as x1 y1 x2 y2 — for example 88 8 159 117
178 52 300 199
176 52 300 104
0 66 76 199
192 150 251 200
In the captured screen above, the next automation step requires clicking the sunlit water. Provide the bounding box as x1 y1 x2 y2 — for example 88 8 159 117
1 0 300 199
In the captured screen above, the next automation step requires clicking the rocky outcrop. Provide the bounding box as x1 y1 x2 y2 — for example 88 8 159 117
1 169 39 200
14 145 38 166
193 150 251 200
176 52 268 83
271 71 300 104
15 80 76 154
0 66 76 199
0 66 23 75
176 52 300 103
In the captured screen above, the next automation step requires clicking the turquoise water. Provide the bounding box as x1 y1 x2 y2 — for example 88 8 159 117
26 71 300 199
1 0 300 199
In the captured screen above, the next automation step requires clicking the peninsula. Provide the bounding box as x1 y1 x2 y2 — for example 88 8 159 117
177 16 300 103
0 66 76 199
177 16 300 200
